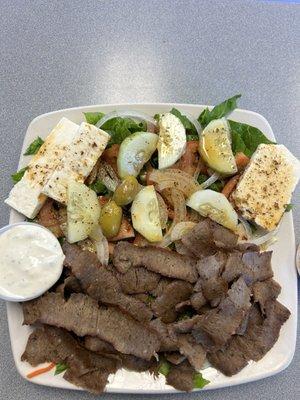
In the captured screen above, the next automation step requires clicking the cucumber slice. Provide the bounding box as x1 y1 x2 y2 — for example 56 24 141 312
199 118 237 175
131 185 163 242
117 132 158 179
187 189 238 231
67 181 101 243
158 113 186 169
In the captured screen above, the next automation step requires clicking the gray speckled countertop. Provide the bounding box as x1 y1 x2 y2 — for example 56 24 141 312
0 0 299 399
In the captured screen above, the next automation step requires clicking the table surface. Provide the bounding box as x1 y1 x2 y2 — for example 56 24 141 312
0 0 299 399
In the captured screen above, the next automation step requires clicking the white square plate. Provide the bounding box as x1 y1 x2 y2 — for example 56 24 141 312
6 104 298 394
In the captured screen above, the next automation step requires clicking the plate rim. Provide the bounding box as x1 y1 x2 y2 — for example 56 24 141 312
5 102 297 394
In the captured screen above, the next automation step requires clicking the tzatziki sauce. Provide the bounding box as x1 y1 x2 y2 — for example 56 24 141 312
0 223 64 301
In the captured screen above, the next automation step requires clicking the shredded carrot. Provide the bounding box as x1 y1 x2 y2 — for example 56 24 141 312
27 362 55 379
235 152 250 170
222 175 240 198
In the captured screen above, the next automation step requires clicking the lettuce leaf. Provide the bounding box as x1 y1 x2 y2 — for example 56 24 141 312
54 363 68 375
229 120 274 157
170 108 197 135
196 94 274 157
89 180 108 195
11 167 27 183
84 112 146 146
193 372 210 389
102 118 147 146
186 134 199 141
84 112 104 125
24 137 44 155
158 360 171 376
198 94 241 128
284 203 293 212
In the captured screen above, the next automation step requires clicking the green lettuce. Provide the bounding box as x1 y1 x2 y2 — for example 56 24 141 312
229 120 274 157
103 118 146 146
89 180 108 195
158 360 171 376
170 108 197 135
24 137 44 155
84 112 146 146
84 112 104 125
284 203 293 212
193 372 210 389
198 94 241 128
197 94 275 157
54 363 68 375
11 167 27 183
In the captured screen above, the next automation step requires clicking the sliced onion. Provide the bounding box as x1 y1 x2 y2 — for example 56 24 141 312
149 168 200 198
237 217 279 249
96 110 157 129
156 192 168 229
158 234 173 248
193 158 203 181
159 188 187 247
170 188 187 226
86 159 101 185
249 229 278 247
171 221 196 241
89 226 109 266
181 111 202 136
238 216 253 240
200 172 220 189
97 161 120 192
260 237 278 251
